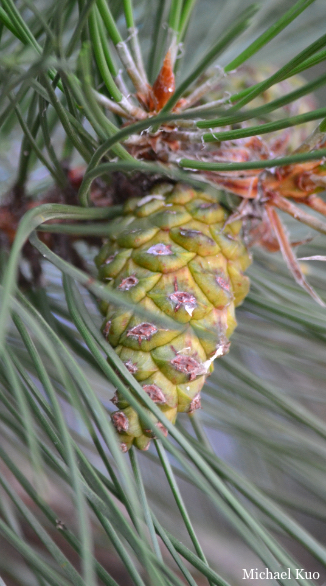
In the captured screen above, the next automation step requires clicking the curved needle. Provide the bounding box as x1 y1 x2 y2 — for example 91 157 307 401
266 206 325 307
272 193 326 236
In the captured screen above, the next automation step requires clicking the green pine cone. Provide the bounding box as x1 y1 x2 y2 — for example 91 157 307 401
95 183 251 451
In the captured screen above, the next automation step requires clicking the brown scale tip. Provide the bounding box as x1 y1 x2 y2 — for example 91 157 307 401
127 323 158 342
171 355 206 381
145 423 168 439
143 428 156 438
179 228 202 238
214 336 231 358
103 320 111 339
156 422 168 437
105 253 116 265
112 411 129 433
146 243 173 256
143 422 168 438
169 291 196 304
226 233 236 241
200 202 216 209
143 384 166 404
169 290 196 313
111 392 119 406
180 228 215 246
189 393 201 413
124 360 138 374
118 275 139 290
216 274 231 293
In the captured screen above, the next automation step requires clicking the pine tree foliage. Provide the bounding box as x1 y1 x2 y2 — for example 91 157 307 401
0 1 326 584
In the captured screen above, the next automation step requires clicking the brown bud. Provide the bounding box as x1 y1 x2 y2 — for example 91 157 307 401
152 51 175 111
